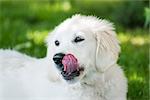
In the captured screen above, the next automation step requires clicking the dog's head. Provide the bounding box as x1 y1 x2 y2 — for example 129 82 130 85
46 14 120 84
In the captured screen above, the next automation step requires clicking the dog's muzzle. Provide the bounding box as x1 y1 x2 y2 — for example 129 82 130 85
53 53 65 71
53 53 84 81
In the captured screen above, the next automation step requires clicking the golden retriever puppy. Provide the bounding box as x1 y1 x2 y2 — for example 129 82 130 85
0 14 127 100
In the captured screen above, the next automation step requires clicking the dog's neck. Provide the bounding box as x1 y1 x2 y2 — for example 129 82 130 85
67 72 107 100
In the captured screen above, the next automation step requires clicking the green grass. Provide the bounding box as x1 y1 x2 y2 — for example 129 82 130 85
117 29 149 100
0 1 149 100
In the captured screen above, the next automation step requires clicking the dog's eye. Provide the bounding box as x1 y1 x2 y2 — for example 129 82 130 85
55 40 60 46
74 36 85 43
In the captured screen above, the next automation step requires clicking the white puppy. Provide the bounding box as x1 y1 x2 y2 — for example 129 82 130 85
0 14 127 100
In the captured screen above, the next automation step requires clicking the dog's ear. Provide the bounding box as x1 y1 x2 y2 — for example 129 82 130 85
95 22 120 72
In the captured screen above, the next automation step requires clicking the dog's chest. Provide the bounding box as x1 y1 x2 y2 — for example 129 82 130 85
67 85 105 100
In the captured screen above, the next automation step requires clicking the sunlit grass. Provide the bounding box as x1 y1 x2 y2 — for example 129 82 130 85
129 72 144 83
62 1 71 12
118 30 149 46
26 30 49 45
131 36 146 46
118 33 130 43
14 42 32 50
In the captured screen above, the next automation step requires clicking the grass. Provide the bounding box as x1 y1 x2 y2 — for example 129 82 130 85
0 1 149 100
117 29 149 100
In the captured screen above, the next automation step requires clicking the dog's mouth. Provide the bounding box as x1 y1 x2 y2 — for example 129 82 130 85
53 53 84 81
61 67 84 81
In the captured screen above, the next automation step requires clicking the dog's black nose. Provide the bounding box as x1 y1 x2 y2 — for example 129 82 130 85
53 53 65 70
53 53 65 65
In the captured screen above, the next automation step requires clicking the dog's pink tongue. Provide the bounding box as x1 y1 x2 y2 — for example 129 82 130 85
62 54 79 73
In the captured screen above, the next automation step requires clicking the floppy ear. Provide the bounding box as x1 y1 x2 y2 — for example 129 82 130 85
95 24 120 73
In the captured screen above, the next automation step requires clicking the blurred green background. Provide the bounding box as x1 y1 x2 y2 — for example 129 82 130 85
0 0 149 100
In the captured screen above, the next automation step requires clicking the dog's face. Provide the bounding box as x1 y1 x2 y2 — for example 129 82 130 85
46 15 120 84
48 28 97 83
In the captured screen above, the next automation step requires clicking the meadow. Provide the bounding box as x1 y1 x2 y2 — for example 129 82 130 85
0 0 149 100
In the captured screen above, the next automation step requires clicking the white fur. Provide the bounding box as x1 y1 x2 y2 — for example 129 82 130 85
0 14 127 100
